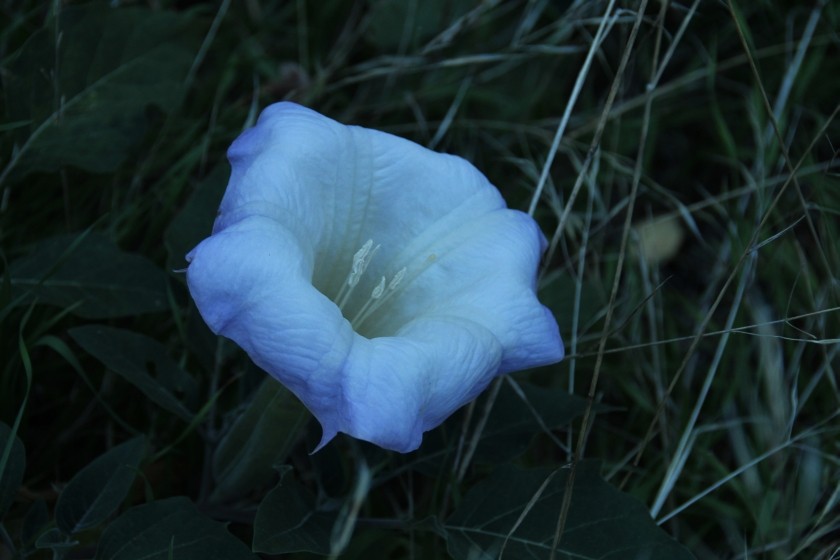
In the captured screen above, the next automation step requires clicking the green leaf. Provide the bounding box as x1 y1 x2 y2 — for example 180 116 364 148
165 164 228 273
474 380 590 464
253 467 338 555
211 378 308 503
69 325 198 421
8 233 169 318
55 436 146 534
445 461 694 560
0 421 26 520
0 252 11 311
2 5 196 183
35 527 78 556
95 496 257 560
412 380 593 473
21 499 49 546
539 274 603 334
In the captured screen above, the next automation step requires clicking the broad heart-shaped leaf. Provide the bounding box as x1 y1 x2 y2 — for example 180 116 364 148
0 422 26 520
21 500 49 547
8 233 168 318
412 380 590 472
35 527 78 553
69 325 198 421
165 163 228 273
473 380 590 464
55 436 145 534
539 274 603 335
445 461 694 560
253 467 338 555
95 496 257 560
210 378 308 503
2 5 195 183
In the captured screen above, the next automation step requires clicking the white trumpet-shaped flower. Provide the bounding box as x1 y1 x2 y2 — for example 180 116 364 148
186 102 564 453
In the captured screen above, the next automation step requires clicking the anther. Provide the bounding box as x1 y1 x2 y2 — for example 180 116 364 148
371 276 386 300
336 239 379 310
388 267 407 291
347 239 374 288
351 267 410 330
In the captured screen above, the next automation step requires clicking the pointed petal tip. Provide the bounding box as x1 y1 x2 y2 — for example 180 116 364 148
541 330 566 367
310 426 338 455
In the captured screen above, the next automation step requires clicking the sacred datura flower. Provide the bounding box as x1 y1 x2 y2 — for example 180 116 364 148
186 102 564 452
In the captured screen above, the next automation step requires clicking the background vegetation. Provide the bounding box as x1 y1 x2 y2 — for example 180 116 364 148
1 1 838 558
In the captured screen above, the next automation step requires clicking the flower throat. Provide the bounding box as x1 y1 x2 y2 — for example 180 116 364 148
334 239 406 332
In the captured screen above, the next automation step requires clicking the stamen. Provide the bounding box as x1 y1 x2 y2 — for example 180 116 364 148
348 240 374 287
350 267 412 329
388 267 407 291
351 276 386 328
337 243 439 332
371 276 386 299
336 239 380 310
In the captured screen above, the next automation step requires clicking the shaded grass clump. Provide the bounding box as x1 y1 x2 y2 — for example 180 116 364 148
1 1 838 559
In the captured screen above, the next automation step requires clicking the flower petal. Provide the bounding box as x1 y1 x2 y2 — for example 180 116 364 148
187 213 507 453
361 208 564 372
187 102 565 453
213 103 509 301
339 316 503 452
186 214 353 444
